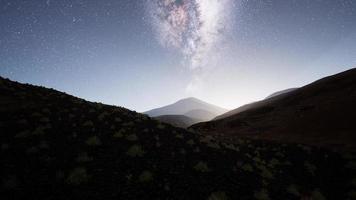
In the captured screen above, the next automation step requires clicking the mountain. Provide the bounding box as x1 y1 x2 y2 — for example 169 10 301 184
144 97 228 121
184 109 217 121
154 115 199 128
0 76 354 199
192 68 356 150
214 88 298 120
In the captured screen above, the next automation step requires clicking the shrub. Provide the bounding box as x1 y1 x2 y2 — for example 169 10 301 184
254 189 270 200
241 164 254 172
66 167 90 185
26 146 39 154
176 134 184 139
194 161 211 172
32 126 46 135
157 123 165 129
39 117 50 123
123 122 135 127
83 120 94 127
15 130 31 138
98 111 108 121
1 143 9 150
257 165 274 179
39 141 49 149
2 175 18 189
268 158 280 168
224 143 240 151
187 139 195 146
311 189 326 200
286 184 300 196
348 191 356 199
304 161 317 176
207 142 221 149
208 191 229 200
126 145 145 157
346 161 356 170
85 136 102 146
113 130 124 138
76 152 93 162
126 134 138 141
138 170 153 183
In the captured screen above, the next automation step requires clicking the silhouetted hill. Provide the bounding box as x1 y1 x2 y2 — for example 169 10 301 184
191 68 356 150
1 76 355 200
214 88 298 120
264 88 298 99
154 115 199 128
144 97 227 120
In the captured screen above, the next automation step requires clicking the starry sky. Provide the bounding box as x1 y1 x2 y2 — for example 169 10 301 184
1 0 356 112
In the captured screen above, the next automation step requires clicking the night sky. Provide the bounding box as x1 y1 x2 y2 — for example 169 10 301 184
1 0 355 111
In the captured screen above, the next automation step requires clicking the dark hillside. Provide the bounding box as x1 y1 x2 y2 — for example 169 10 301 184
1 77 356 200
192 69 356 150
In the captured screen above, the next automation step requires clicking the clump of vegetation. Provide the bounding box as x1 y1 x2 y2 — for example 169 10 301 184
348 190 356 199
26 146 39 154
241 164 254 172
304 161 317 176
208 191 229 200
180 148 186 155
1 143 9 150
114 117 122 123
39 117 50 123
311 189 326 200
194 161 211 172
98 111 109 121
32 126 47 135
207 141 221 149
286 184 300 196
76 152 93 162
346 161 356 170
254 189 270 200
275 151 285 158
2 175 18 189
83 120 94 127
268 158 280 168
187 139 195 146
157 123 165 129
126 145 145 157
15 130 31 138
66 167 90 185
113 130 124 138
126 134 138 141
138 170 153 183
85 136 102 146
175 133 184 139
223 143 240 151
256 164 274 179
123 122 134 127
38 140 49 149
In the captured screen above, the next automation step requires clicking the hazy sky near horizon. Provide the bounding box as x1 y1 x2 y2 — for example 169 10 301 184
1 0 356 112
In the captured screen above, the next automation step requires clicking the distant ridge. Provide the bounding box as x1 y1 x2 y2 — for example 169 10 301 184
214 88 297 120
144 97 228 121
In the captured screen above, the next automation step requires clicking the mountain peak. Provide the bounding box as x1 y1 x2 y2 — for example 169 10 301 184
144 97 228 118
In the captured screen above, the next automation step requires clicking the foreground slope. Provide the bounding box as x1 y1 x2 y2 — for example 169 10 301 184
1 77 356 200
192 68 356 150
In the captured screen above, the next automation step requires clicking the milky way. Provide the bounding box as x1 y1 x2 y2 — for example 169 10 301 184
146 0 234 70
